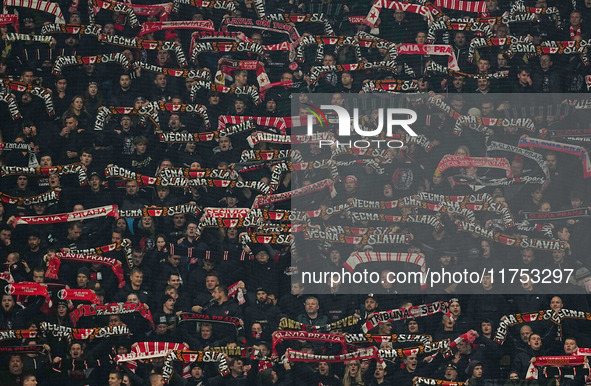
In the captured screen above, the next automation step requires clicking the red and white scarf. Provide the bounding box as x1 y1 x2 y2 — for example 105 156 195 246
252 179 336 208
139 20 213 36
365 0 437 28
272 331 346 355
218 115 286 133
519 137 591 178
16 205 119 225
526 356 586 380
162 350 229 383
286 346 384 365
398 44 460 70
57 289 101 304
344 252 427 289
435 0 488 15
47 252 125 289
363 301 450 333
70 302 152 327
5 0 64 23
436 155 513 177
5 282 52 307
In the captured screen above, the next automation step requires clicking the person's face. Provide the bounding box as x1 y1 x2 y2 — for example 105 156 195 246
373 366 386 379
478 60 490 73
173 214 186 228
56 79 67 92
126 181 138 195
552 249 565 262
219 136 231 151
226 227 238 238
478 78 489 90
103 23 115 35
131 271 143 287
481 322 492 335
256 290 267 303
206 275 219 290
365 298 378 311
331 93 344 105
550 296 563 311
318 361 329 375
449 302 461 316
73 97 84 112
323 55 335 65
156 237 166 250
545 154 557 170
8 356 23 375
415 32 426 44
40 155 52 167
497 54 507 68
70 344 83 358
405 356 418 371
191 366 203 379
266 100 276 112
473 365 483 378
445 367 458 379
234 72 248 86
481 274 492 289
1 295 14 311
571 12 582 26
155 74 167 88
571 198 583 208
157 50 169 64
521 249 534 264
201 325 212 339
77 273 88 287
88 84 98 96
234 100 246 113
345 179 356 192
21 71 34 84
558 227 570 241
281 72 293 82
495 26 508 38
164 297 176 311
168 272 181 287
80 152 93 166
520 326 533 343
305 298 319 314
540 202 551 212
529 334 542 350
28 235 40 249
169 253 181 267
127 293 139 303
540 55 552 70
119 75 131 90
517 71 531 85
17 175 28 189
23 376 38 385
452 77 465 90
120 116 131 129
255 251 269 263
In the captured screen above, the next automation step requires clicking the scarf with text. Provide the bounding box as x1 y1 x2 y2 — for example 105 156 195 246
0 91 20 119
309 60 410 85
427 19 494 42
272 331 347 355
0 345 47 355
344 252 427 289
41 23 102 36
69 302 153 327
0 189 59 206
426 61 508 79
364 0 439 28
97 34 187 67
5 282 52 306
398 43 460 70
190 41 264 63
486 141 550 181
0 329 37 342
218 115 286 133
468 36 531 62
190 81 262 105
216 58 270 91
413 378 465 386
525 356 586 380
262 13 334 35
246 131 333 147
52 53 132 76
521 208 591 222
436 155 512 177
346 333 432 345
95 103 159 130
456 220 564 250
221 17 299 43
171 0 236 14
177 313 241 328
5 0 64 23
0 163 87 185
294 35 361 64
363 301 451 333
495 309 591 344
4 33 52 45
118 342 189 375
252 178 336 208
156 101 210 129
163 350 229 383
57 288 101 304
136 62 210 81
285 346 383 365
362 80 419 93
75 239 133 268
2 80 54 116
118 204 201 218
519 137 591 178
47 252 125 288
88 0 139 27
16 205 119 225
0 14 18 32
138 20 213 36
510 0 561 27
454 115 537 136
278 315 360 332
40 322 130 340
505 41 589 65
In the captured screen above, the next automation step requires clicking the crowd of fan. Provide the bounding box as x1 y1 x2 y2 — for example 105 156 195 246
1 0 591 385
